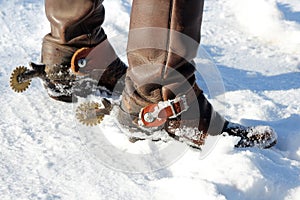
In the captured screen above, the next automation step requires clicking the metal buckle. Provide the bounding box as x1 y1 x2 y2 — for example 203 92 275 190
168 95 189 118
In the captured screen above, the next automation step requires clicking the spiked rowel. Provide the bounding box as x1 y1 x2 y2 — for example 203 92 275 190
76 98 113 126
10 63 46 93
10 66 31 93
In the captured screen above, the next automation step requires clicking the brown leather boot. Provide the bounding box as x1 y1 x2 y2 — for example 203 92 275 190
118 0 276 149
41 0 127 102
118 0 224 147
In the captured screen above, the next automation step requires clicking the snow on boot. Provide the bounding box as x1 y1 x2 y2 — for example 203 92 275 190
223 122 277 149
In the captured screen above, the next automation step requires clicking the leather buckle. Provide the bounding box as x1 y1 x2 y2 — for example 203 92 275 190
139 95 189 127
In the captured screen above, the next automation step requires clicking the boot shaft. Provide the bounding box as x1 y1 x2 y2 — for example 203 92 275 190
41 0 127 102
127 0 204 102
42 0 107 66
44 0 105 45
122 0 205 111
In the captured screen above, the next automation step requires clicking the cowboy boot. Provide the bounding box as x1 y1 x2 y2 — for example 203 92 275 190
41 0 127 102
118 0 277 149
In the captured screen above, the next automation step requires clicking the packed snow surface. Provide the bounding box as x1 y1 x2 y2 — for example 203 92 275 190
0 0 299 199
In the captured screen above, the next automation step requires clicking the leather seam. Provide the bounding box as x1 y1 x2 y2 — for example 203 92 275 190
161 0 173 99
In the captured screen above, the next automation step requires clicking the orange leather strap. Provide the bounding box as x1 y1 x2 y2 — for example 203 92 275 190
139 95 189 127
71 47 93 75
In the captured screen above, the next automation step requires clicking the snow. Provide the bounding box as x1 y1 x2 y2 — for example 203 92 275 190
0 0 300 199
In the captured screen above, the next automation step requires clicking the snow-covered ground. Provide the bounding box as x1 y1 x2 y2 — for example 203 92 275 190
1 0 300 199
